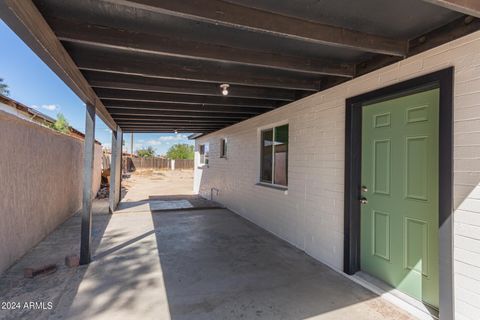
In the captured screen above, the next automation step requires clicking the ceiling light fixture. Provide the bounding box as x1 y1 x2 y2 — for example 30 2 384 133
220 83 229 96
174 129 178 134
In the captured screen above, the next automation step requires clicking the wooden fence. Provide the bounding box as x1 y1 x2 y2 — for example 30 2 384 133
175 159 195 170
123 157 194 171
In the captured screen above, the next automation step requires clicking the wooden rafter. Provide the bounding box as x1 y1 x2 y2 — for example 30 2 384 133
70 46 321 91
0 0 116 129
422 0 480 17
54 18 355 77
103 100 270 115
95 88 279 108
110 114 248 121
85 71 298 101
109 110 250 119
104 0 407 56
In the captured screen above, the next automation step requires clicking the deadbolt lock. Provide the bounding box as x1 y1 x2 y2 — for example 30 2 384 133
361 185 368 192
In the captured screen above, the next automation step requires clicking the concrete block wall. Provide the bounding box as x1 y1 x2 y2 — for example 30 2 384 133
0 110 102 274
194 31 480 319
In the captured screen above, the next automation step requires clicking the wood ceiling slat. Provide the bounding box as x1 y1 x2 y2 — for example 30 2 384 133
85 71 299 101
71 46 321 91
104 100 269 114
95 88 279 108
422 0 480 17
54 18 355 77
104 0 407 56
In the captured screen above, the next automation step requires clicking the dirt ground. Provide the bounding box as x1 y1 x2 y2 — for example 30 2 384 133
122 169 194 201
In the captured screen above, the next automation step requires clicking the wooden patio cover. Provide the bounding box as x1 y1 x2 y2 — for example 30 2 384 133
1 0 479 134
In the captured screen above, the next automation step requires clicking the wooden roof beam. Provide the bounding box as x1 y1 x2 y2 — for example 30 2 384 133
111 115 246 122
0 0 116 129
122 129 216 133
103 100 270 114
120 125 218 129
95 88 278 108
54 19 355 77
71 47 321 91
117 123 233 128
422 0 480 17
109 110 250 119
114 119 237 124
85 71 298 101
105 0 407 56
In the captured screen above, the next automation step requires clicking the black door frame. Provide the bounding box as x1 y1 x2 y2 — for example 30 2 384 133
343 67 454 318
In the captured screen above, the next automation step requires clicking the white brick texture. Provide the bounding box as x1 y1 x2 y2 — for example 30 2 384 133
194 31 480 320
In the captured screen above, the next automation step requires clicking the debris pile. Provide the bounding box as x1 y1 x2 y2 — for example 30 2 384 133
96 184 109 199
96 168 110 199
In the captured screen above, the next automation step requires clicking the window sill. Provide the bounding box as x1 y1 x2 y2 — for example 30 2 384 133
255 182 288 192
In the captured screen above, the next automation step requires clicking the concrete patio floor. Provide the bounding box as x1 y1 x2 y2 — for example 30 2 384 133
0 171 414 320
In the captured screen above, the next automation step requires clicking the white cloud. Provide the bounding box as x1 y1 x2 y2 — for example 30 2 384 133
144 134 188 146
31 104 60 111
43 104 59 111
157 134 188 141
146 139 163 146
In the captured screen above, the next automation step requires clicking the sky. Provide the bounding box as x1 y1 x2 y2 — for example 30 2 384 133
0 20 194 156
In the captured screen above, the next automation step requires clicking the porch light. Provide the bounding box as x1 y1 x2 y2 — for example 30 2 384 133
220 83 229 96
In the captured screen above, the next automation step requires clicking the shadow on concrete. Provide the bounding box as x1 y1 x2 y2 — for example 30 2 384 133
148 206 404 319
60 211 170 319
114 195 222 214
0 189 412 319
0 201 112 320
93 230 156 260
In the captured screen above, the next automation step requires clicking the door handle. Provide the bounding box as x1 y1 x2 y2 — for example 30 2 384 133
360 197 368 205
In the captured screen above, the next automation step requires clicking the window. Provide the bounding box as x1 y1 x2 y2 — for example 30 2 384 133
260 124 288 187
199 143 209 165
220 138 227 158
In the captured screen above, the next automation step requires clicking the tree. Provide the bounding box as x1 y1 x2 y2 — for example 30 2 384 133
0 78 10 96
50 113 71 134
166 143 194 160
137 146 155 158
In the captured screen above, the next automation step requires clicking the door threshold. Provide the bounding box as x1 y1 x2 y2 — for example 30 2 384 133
347 272 439 320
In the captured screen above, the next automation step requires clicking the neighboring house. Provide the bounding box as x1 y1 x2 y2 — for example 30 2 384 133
0 94 56 127
0 94 101 143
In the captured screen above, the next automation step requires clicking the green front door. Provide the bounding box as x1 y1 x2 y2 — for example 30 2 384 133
360 88 439 308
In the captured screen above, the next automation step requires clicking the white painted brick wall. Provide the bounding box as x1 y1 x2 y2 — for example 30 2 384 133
194 31 480 320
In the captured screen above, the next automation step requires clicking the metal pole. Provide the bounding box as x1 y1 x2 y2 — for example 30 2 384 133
130 132 133 156
109 126 122 213
80 103 96 265
118 132 123 199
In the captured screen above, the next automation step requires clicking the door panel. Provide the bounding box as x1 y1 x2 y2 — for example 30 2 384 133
360 88 439 308
373 139 391 195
